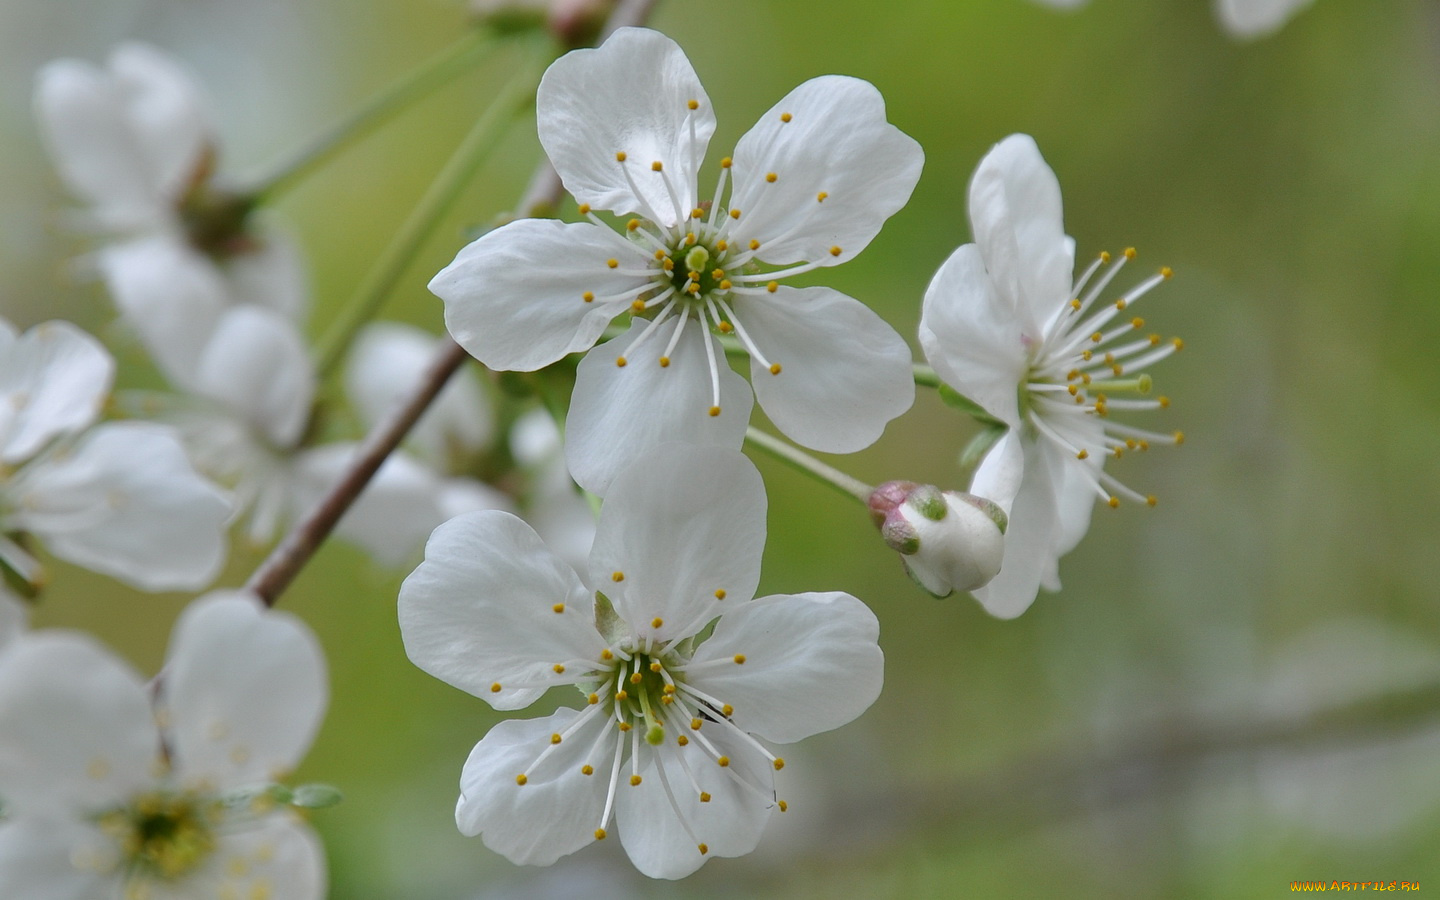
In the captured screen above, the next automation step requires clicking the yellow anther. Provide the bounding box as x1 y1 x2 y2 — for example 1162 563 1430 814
1070 298 1082 310
662 257 675 271
1082 373 1092 384
688 99 699 110
721 703 734 717
716 240 728 251
659 356 671 368
817 191 828 202
582 291 594 303
629 775 643 786
661 695 674 705
1149 333 1162 345
779 800 789 812
551 733 562 745
1131 317 1144 329
651 161 663 172
1068 384 1078 396
582 764 595 775
490 682 501 693
749 239 760 251
1081 349 1093 361
685 232 697 246
677 734 689 746
1112 447 1124 458
651 617 664 628
601 649 614 660
578 203 591 214
1147 495 1158 507
553 664 566 674
1160 266 1173 279
629 672 643 684
717 321 733 333
1108 496 1120 509
654 249 666 260
700 791 711 802
719 280 732 290
1174 430 1185 444
615 152 627 162
730 208 741 219
721 156 733 168
650 662 662 673
708 406 722 417
663 684 676 694
715 589 727 599
1112 364 1124 376
691 718 702 730
1124 247 1137 259
780 112 792 122
766 281 778 293
588 693 599 705
712 268 725 279
607 258 618 269
1076 449 1089 460
515 774 528 786
595 827 606 839
769 363 782 375
766 172 778 183
612 571 625 582
1104 353 1115 365
631 299 646 313
829 246 842 257
1091 332 1103 343
698 843 709 855
615 690 629 701
717 756 730 767
691 207 704 219
553 603 565 613
1126 439 1138 449
617 721 631 731
1172 337 1185 350
1159 396 1171 408
773 758 785 770
626 218 638 231
1115 298 1127 310
1099 250 1111 263
733 654 747 665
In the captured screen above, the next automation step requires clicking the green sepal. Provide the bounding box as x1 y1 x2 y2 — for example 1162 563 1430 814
593 591 626 645
938 383 1004 427
959 423 1008 471
290 784 344 809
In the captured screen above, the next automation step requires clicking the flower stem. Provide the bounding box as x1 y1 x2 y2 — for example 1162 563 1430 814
248 27 500 202
313 38 550 380
244 0 665 607
743 426 874 503
913 362 942 388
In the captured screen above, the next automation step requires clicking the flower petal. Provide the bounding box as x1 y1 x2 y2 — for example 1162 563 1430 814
564 319 752 497
169 812 328 900
0 320 113 464
0 819 120 900
616 727 773 879
164 592 328 789
222 221 310 326
968 427 1025 513
399 510 605 710
729 75 922 267
971 440 1064 619
194 305 314 448
106 43 211 208
967 134 1072 332
0 631 157 816
9 422 231 592
1213 0 1315 38
588 446 765 645
433 218 648 372
455 707 609 865
537 27 714 226
919 242 1028 428
0 589 26 649
97 235 229 390
739 285 914 453
687 591 883 743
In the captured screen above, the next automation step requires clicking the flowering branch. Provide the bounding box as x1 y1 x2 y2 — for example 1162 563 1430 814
244 0 666 607
743 426 875 503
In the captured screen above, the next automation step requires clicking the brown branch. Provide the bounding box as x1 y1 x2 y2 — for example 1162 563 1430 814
244 0 664 606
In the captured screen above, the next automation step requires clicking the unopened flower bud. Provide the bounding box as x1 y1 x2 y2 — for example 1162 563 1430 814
868 481 1007 597
470 0 617 47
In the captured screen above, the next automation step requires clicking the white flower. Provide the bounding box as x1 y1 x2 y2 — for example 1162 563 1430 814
1026 0 1316 39
508 408 597 584
399 446 884 879
0 317 230 592
866 480 1007 597
431 27 921 495
0 591 328 899
35 43 308 390
0 589 25 651
919 135 1183 618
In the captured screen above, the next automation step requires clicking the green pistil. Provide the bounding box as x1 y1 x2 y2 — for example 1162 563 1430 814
101 791 218 881
618 652 676 745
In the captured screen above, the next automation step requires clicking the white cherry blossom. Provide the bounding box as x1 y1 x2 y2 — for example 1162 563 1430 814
919 135 1183 618
0 591 328 900
432 27 920 495
1027 0 1317 39
0 317 229 592
399 447 883 878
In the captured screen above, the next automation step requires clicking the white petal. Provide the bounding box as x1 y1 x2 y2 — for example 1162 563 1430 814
399 510 605 710
9 422 230 592
969 428 1025 514
164 592 327 789
433 218 648 372
615 728 773 879
97 235 228 390
222 221 311 325
537 27 714 226
0 631 157 816
154 812 327 900
687 591 883 743
918 242 1028 429
0 819 121 900
33 59 169 226
971 440 1064 619
729 76 922 266
589 446 765 644
564 320 752 497
107 43 211 207
455 707 609 865
0 589 26 649
194 305 315 448
1214 0 1315 38
967 134 1072 332
739 286 914 453
344 321 493 468
0 320 113 463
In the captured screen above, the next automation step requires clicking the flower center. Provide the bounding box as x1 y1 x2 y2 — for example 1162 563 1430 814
604 647 684 747
98 790 218 882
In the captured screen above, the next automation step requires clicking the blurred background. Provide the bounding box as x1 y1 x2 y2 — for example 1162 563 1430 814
5 0 1440 896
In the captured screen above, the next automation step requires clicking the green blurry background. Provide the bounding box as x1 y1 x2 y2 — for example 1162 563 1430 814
5 0 1440 896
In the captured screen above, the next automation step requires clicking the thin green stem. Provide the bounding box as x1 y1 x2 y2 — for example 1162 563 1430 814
314 39 549 379
744 426 874 503
249 28 500 201
912 362 942 388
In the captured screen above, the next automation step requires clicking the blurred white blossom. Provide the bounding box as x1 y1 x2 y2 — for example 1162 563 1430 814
920 135 1181 618
399 447 883 878
0 591 328 899
432 27 920 495
1028 0 1317 39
